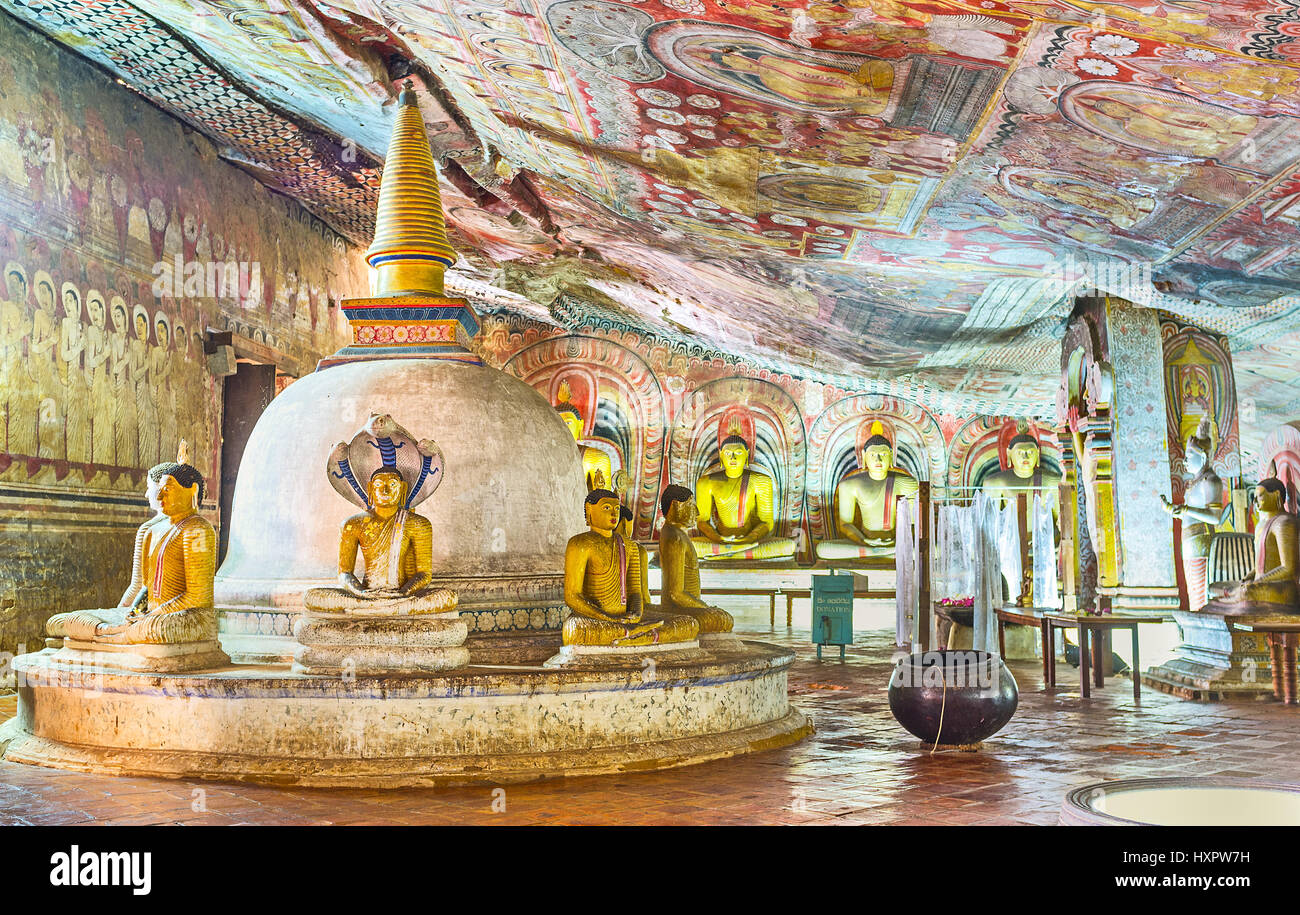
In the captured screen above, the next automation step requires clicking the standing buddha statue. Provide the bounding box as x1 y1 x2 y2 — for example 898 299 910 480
1160 417 1226 611
816 421 919 560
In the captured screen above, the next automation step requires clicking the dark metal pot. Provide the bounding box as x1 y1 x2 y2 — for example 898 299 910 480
887 649 1018 746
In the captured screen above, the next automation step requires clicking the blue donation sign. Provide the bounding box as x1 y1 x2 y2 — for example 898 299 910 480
812 571 854 660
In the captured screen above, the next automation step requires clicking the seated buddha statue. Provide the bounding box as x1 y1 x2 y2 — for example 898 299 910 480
555 384 614 492
1160 417 1226 611
45 462 229 668
659 484 736 635
982 431 1062 516
816 428 919 560
1206 478 1300 614
692 436 797 561
305 416 456 615
619 504 656 614
561 489 699 648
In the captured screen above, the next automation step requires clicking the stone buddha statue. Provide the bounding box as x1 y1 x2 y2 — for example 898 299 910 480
1160 417 1227 611
296 414 465 674
1207 478 1300 614
561 489 699 648
45 461 230 670
555 381 614 492
305 415 456 615
816 423 919 560
693 434 796 561
659 484 736 636
619 503 656 613
982 431 1062 516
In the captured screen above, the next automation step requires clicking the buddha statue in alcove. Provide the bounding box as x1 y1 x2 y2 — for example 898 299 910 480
1207 478 1300 614
982 428 1062 509
45 457 229 667
692 420 797 562
304 414 457 614
816 420 919 560
1160 417 1226 611
562 489 699 647
555 380 614 492
659 484 735 634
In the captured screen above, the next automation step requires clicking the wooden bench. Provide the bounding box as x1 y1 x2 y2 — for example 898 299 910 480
701 584 896 626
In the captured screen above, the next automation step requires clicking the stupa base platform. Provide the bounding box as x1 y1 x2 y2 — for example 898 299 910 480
53 638 231 674
0 641 810 786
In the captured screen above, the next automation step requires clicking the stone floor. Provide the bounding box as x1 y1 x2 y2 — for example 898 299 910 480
1 607 1295 826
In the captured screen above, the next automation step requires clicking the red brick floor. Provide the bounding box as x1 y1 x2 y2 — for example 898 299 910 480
1 624 1296 826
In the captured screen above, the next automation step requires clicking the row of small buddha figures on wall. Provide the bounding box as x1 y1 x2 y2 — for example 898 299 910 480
568 420 1063 563
35 416 1300 674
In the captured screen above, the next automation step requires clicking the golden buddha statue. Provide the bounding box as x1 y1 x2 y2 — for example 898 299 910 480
693 435 797 561
45 460 229 670
619 504 656 614
305 414 456 614
1160 417 1227 611
816 422 919 560
659 484 735 635
1208 478 1300 614
555 381 614 492
561 489 699 648
296 415 465 674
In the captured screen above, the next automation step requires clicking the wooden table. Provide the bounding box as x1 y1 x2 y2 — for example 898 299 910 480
1229 620 1300 705
1045 612 1171 702
995 607 1055 688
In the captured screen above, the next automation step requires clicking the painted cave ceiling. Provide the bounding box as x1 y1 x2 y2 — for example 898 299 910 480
8 0 1300 452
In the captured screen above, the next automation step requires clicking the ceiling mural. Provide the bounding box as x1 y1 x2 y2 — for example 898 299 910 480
6 0 1300 447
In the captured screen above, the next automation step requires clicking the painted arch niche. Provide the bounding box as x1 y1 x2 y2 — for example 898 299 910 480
668 377 807 539
806 394 943 540
947 417 1063 496
504 335 666 538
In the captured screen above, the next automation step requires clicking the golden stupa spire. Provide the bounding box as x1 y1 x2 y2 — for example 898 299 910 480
365 80 457 297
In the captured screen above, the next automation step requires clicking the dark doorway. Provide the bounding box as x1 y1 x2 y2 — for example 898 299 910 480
218 362 276 563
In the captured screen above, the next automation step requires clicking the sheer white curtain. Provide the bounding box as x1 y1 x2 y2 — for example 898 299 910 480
895 497 916 648
1033 494 1060 609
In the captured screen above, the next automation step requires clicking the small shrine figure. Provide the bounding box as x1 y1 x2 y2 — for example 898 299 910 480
45 445 229 671
555 379 614 492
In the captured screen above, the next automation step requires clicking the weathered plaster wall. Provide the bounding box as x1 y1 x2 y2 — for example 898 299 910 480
0 14 365 655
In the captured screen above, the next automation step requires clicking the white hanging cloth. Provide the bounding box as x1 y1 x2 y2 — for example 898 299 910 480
972 492 1002 656
998 499 1022 606
1033 493 1060 609
895 496 915 648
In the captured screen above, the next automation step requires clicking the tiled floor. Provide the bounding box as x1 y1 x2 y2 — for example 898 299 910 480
1 618 1295 826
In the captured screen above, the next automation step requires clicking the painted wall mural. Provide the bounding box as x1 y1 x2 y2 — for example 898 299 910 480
0 14 363 653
